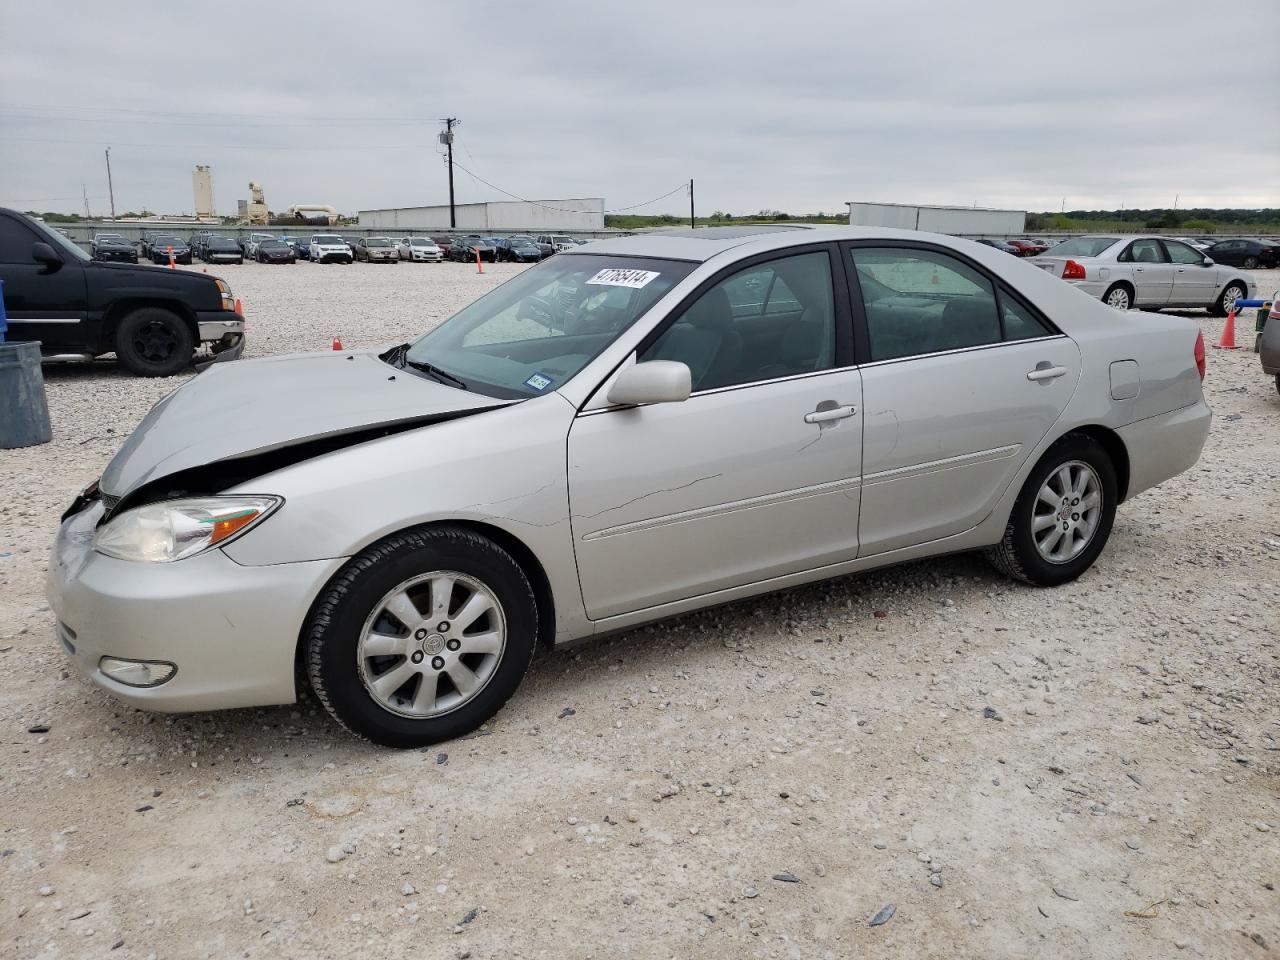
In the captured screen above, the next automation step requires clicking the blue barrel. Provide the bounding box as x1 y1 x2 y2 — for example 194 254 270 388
0 341 53 448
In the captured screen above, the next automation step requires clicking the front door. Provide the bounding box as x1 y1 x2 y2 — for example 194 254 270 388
1122 238 1174 306
0 212 88 350
1163 239 1216 306
845 243 1081 555
568 248 864 620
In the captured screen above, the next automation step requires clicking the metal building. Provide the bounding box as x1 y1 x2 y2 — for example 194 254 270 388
358 198 605 232
848 201 1025 236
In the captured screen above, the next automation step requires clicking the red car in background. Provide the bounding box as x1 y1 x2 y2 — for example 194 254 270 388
1007 238 1049 257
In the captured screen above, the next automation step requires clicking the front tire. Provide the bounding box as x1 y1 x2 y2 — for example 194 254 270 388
985 433 1118 587
306 526 538 748
114 307 195 377
1211 281 1247 317
1103 283 1133 311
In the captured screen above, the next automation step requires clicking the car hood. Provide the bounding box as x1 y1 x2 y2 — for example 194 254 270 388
100 350 511 498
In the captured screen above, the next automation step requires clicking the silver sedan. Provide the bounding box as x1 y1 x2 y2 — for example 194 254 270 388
1030 234 1255 314
48 226 1211 747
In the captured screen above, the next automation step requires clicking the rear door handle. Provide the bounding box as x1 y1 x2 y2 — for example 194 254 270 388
1026 365 1068 382
804 404 857 424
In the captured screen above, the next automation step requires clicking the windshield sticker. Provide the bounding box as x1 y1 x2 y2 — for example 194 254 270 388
585 268 661 289
524 372 555 392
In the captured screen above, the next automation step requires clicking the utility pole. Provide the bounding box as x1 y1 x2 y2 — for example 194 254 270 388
104 148 116 222
689 178 695 229
82 184 90 219
440 118 458 228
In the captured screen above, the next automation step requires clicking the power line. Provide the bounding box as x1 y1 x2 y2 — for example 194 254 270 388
0 102 444 125
451 156 690 214
0 136 435 152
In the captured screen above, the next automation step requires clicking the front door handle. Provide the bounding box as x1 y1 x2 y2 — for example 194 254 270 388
804 404 857 424
1026 365 1068 382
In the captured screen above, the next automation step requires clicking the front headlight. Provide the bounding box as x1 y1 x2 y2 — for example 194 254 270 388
215 278 235 311
93 496 282 563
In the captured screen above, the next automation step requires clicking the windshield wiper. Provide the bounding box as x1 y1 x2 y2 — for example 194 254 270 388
383 341 469 390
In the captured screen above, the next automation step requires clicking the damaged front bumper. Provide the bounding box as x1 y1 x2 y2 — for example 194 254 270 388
195 315 246 369
47 498 345 712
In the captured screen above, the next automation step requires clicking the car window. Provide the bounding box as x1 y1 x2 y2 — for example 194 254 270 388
1164 240 1204 265
1049 237 1120 258
1120 239 1166 264
640 251 835 392
1000 295 1053 340
0 216 40 263
850 247 1002 362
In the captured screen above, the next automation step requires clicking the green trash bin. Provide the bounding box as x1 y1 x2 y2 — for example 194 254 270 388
0 340 53 449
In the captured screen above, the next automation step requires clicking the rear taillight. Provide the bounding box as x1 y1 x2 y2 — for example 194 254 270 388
1194 331 1206 380
1062 259 1087 280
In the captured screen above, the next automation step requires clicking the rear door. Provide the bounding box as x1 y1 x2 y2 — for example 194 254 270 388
845 242 1081 555
0 212 89 351
1164 239 1216 305
1120 238 1174 305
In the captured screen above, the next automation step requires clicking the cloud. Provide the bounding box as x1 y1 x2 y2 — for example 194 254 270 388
1 0 1276 217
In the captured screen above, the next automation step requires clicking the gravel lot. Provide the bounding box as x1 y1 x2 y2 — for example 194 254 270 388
2 259 1278 960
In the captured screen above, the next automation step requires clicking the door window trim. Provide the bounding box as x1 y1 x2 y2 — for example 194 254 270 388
840 239 1064 365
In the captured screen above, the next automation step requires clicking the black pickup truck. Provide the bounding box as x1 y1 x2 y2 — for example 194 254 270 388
0 208 245 377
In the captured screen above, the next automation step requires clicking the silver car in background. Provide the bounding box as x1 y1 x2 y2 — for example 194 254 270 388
48 225 1211 748
1030 235 1255 314
396 237 445 262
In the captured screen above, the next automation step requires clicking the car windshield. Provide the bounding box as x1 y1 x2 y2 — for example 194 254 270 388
410 238 434 246
209 239 237 249
403 254 695 399
366 238 391 247
314 235 343 244
1047 237 1120 258
261 241 286 249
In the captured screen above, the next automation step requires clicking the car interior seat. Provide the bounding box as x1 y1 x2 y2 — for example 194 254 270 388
650 286 743 390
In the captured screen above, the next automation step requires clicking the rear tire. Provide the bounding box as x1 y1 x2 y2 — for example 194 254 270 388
985 433 1118 587
1103 283 1133 311
1243 256 1259 270
114 307 195 377
306 526 538 748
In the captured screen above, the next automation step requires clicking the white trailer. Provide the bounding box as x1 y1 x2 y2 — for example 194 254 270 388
847 201 1025 236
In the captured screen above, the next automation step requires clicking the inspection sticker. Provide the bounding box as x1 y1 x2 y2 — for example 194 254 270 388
585 268 660 289
524 372 555 391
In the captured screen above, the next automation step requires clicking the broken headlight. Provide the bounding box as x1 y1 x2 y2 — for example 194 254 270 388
93 496 282 563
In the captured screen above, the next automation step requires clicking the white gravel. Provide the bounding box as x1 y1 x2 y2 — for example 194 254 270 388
1 259 1277 959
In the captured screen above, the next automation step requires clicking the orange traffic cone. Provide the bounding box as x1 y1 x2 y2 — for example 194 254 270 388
167 245 176 269
1213 306 1240 350
332 337 343 351
476 249 484 275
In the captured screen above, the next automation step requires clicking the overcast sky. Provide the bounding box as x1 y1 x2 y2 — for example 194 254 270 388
2 1 1277 218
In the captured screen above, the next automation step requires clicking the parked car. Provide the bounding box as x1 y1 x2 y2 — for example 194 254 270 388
355 237 399 263
497 236 543 263
278 236 308 260
1029 235 1256 314
535 233 579 253
147 236 192 265
256 239 297 264
0 207 244 376
241 233 276 259
46 225 1211 746
1006 239 1046 257
309 234 353 264
91 233 138 263
448 236 496 262
431 236 454 258
1203 238 1278 270
396 237 445 262
1259 295 1280 394
203 237 244 265
975 238 1019 255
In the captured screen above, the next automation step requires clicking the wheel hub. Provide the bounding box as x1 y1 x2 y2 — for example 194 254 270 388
1033 461 1103 565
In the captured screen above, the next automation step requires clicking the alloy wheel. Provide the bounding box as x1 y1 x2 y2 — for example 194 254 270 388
357 571 506 719
131 320 178 363
1105 287 1131 310
1032 460 1103 564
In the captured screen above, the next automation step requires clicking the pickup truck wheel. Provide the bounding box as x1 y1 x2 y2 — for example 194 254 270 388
114 307 195 377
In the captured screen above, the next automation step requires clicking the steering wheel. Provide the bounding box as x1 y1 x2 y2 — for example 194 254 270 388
515 295 563 331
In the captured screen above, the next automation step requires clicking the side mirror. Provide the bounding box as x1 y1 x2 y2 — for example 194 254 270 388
607 360 692 406
1201 257 1214 266
32 241 62 268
